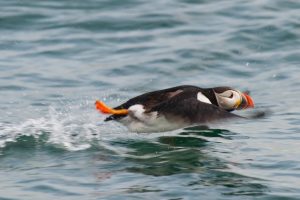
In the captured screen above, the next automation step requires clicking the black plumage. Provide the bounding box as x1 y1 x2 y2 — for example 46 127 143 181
105 85 241 123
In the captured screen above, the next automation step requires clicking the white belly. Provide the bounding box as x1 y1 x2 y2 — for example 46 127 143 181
119 115 186 133
117 104 187 133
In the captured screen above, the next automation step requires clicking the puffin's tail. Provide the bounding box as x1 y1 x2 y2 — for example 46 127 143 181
95 100 128 115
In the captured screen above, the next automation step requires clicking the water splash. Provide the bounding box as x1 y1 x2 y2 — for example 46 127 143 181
0 101 128 151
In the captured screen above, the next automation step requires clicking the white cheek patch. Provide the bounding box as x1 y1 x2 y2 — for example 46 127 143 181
197 92 212 104
216 90 241 110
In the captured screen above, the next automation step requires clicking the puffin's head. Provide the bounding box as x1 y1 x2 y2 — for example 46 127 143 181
213 87 254 111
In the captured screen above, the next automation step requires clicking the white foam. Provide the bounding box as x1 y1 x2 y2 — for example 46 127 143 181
0 100 129 151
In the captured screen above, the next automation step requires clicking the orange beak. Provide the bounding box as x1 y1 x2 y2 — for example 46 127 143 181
237 93 255 109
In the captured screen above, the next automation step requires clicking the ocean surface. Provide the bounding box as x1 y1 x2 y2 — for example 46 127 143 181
0 0 300 199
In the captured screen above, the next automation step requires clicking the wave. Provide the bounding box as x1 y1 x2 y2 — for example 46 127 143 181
0 104 129 151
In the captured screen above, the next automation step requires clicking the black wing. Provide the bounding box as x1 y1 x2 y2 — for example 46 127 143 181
105 85 199 121
149 91 242 124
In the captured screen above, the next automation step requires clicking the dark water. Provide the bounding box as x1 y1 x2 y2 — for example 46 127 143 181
0 0 300 199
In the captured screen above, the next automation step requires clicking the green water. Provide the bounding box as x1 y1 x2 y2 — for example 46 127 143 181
0 0 300 199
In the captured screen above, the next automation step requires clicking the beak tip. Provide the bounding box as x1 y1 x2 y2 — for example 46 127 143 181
245 93 255 109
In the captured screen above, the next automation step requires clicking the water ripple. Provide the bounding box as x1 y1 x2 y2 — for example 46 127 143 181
0 0 300 199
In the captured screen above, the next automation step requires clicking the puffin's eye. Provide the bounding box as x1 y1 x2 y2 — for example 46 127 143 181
219 91 233 98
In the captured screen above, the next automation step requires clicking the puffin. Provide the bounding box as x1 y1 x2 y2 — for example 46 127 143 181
95 85 254 133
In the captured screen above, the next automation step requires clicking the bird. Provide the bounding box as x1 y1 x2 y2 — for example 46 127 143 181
95 85 254 133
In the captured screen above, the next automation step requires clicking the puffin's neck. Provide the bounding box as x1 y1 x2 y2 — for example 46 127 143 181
201 88 219 107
